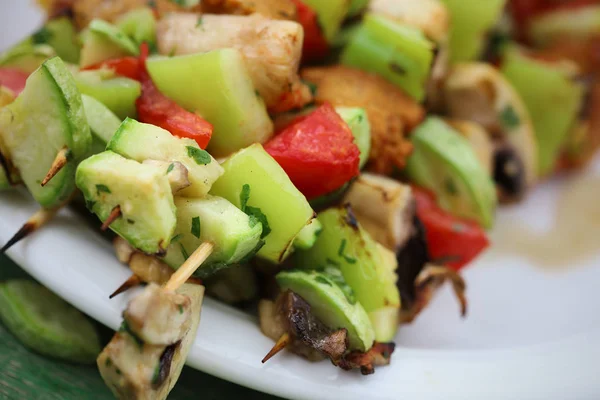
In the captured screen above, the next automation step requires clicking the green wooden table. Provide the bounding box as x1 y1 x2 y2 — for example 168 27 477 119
0 254 280 400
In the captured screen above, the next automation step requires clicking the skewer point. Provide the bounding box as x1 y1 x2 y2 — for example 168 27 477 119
101 206 122 231
261 332 291 364
109 274 143 299
41 147 70 187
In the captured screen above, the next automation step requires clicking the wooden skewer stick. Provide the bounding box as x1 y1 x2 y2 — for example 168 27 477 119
109 274 142 299
0 206 61 254
101 206 122 231
41 146 70 187
163 242 214 292
261 333 291 364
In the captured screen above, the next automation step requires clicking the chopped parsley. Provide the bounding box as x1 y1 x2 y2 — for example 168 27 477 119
315 276 332 286
178 304 184 314
337 239 357 264
389 62 406 75
320 267 356 305
191 216 201 238
444 178 458 196
196 16 203 28
32 27 52 44
119 321 144 350
85 199 96 211
239 184 271 238
105 358 112 367
147 0 157 8
170 0 186 5
96 184 111 195
186 146 212 165
171 234 182 243
499 105 520 130
166 163 175 174
180 243 190 260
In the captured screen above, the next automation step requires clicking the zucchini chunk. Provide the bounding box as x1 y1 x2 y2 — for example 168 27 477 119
161 196 264 277
341 13 435 101
404 117 497 229
76 151 177 255
277 269 375 352
210 143 315 263
0 57 91 208
108 118 223 198
295 206 401 313
147 49 273 157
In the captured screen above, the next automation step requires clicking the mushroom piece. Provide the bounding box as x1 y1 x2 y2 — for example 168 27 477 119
98 283 205 400
342 173 415 252
259 291 396 375
142 160 190 194
301 65 425 175
443 63 538 190
395 216 467 323
156 13 310 112
259 291 349 362
124 283 192 345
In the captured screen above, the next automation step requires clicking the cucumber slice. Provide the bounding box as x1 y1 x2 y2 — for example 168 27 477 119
405 117 497 228
335 107 371 169
76 151 177 254
35 17 81 64
295 206 400 312
107 118 223 198
341 14 435 101
302 0 351 42
277 270 375 351
80 20 139 68
348 0 370 17
0 57 92 208
502 50 583 176
0 42 56 73
116 7 157 48
82 94 121 146
368 306 399 342
440 0 506 63
210 144 315 263
75 70 141 119
293 218 323 250
146 49 274 157
162 195 264 276
0 86 19 190
0 280 101 363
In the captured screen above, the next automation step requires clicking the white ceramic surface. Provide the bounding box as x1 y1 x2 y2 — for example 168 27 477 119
1 3 600 399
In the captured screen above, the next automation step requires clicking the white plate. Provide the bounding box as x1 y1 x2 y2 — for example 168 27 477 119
2 3 600 399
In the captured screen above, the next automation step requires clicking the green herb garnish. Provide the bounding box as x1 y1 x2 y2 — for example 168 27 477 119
32 27 52 44
171 234 182 243
96 184 111 195
239 184 271 238
337 239 357 264
499 105 520 130
196 16 204 28
166 163 175 174
186 146 212 165
191 216 201 238
180 243 190 260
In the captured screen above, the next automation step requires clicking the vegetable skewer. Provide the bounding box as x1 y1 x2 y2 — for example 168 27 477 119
98 242 213 399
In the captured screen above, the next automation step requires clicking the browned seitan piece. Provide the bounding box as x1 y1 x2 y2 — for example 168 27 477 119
301 66 425 175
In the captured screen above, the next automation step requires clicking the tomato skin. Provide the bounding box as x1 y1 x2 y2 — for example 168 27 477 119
291 0 329 63
83 57 141 80
135 43 213 149
0 68 28 95
412 187 490 271
264 103 360 200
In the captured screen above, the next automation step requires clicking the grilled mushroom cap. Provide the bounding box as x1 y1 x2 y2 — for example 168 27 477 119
443 63 538 188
